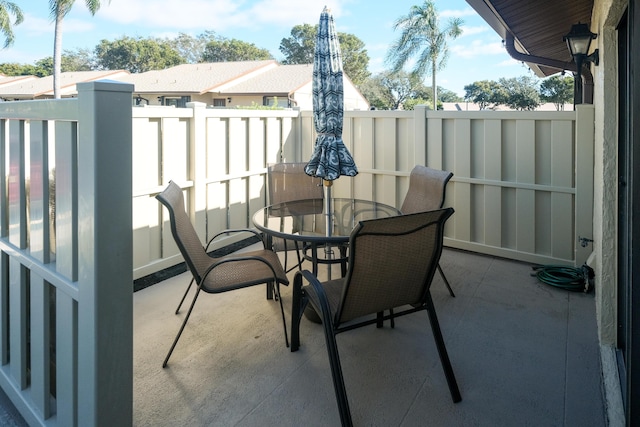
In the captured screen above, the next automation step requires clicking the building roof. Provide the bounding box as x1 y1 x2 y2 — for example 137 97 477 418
466 0 594 77
0 70 130 98
0 60 367 108
0 75 38 88
221 63 313 96
118 60 279 94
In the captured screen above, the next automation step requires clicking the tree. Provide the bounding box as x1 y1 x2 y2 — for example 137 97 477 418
169 31 218 64
414 85 462 104
0 62 39 76
386 0 462 110
540 74 573 110
359 75 390 110
280 24 316 65
0 1 22 48
360 71 422 110
403 97 441 110
279 24 370 85
35 49 94 75
464 80 507 110
499 76 541 111
49 0 109 98
94 36 183 73
201 38 272 62
437 87 463 103
334 32 370 85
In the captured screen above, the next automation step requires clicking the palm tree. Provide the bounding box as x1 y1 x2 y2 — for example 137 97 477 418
49 0 109 98
0 1 23 48
386 0 462 110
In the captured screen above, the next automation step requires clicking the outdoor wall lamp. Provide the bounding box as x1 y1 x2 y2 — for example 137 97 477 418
563 22 599 69
227 97 232 103
563 23 599 105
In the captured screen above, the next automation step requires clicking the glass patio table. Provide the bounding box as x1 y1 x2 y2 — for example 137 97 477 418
252 198 401 279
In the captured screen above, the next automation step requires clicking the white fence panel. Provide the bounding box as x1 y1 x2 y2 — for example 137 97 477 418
0 81 133 426
133 105 593 279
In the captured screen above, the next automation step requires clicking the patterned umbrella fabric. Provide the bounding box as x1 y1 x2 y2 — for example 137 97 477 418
305 6 358 181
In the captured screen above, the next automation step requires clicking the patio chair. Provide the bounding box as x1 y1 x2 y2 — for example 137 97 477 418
401 165 456 297
156 181 290 367
267 162 323 273
290 209 461 426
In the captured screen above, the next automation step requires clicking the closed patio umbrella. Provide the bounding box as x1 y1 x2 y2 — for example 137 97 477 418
305 6 358 239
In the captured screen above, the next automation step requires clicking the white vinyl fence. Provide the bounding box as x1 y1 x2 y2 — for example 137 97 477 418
0 92 594 425
0 82 133 426
133 103 594 280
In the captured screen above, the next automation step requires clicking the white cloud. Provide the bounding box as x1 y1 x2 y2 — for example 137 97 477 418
440 8 479 19
459 25 488 37
101 0 348 32
497 58 522 67
451 40 505 58
62 18 96 33
368 56 385 74
19 11 96 36
20 13 54 35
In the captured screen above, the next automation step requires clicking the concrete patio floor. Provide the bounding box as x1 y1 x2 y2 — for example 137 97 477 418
133 247 606 427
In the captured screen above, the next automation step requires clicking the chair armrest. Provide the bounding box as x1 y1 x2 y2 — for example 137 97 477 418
200 254 285 287
291 270 331 352
300 270 334 327
204 228 265 251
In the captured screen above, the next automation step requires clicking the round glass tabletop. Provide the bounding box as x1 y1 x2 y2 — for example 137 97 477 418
252 198 401 243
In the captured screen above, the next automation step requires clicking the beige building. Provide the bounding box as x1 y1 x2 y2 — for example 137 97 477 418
119 60 369 110
0 70 130 100
0 61 369 110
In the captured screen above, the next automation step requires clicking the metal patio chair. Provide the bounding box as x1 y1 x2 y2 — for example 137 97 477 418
156 181 290 367
401 165 456 297
267 162 323 272
290 209 461 426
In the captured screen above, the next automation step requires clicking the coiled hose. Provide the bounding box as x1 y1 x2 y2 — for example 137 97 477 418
532 265 594 292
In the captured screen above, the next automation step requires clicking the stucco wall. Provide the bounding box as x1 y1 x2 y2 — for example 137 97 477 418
591 0 627 346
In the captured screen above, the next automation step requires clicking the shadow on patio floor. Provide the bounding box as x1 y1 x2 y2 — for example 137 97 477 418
133 247 605 426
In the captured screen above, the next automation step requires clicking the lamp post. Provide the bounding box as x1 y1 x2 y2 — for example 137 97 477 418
563 23 599 105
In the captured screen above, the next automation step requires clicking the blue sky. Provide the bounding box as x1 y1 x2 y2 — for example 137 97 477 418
1 0 537 96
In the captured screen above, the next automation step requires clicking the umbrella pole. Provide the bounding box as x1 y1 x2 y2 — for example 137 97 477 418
324 179 332 237
324 179 334 279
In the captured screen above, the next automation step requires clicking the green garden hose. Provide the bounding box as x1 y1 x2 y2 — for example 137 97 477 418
532 265 594 292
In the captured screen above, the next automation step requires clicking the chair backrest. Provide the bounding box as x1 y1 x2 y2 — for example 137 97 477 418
156 181 209 284
268 162 323 204
336 208 454 324
400 165 453 214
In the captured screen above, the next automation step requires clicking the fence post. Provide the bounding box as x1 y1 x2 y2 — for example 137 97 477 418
574 104 595 266
187 102 208 241
76 80 134 426
413 105 428 165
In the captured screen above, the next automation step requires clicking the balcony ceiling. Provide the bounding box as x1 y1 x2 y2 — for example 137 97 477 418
466 0 594 76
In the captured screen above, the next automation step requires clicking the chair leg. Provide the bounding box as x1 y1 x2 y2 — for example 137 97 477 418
163 285 203 368
378 309 395 328
283 240 289 274
175 277 195 314
424 292 461 403
273 279 289 348
294 241 303 271
438 264 456 297
320 308 353 427
291 272 306 352
285 241 304 274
